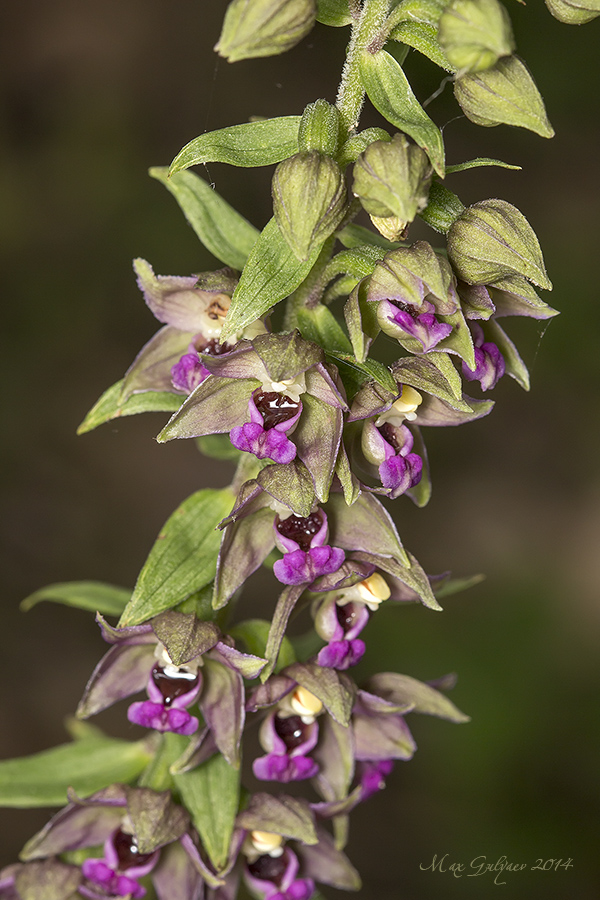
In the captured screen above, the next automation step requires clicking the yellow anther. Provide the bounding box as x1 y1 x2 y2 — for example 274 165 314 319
356 573 391 605
250 831 284 854
391 385 422 418
290 686 323 718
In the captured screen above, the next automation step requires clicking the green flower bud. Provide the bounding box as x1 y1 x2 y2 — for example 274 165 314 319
352 135 433 239
438 0 515 73
447 199 552 289
272 151 347 261
545 0 600 24
298 99 342 157
454 56 554 138
216 0 317 63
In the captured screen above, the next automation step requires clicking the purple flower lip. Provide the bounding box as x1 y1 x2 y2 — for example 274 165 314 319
126 658 202 736
272 510 346 587
245 846 314 900
230 390 302 464
80 827 160 900
462 324 505 390
379 299 452 351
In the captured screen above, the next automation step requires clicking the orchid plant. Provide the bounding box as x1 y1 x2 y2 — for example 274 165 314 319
1 1 594 898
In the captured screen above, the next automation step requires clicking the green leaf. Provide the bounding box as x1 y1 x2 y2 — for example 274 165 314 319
149 167 259 270
336 224 402 252
296 305 352 354
169 117 301 175
326 351 398 395
316 0 353 26
21 581 131 617
119 488 234 626
77 379 181 435
221 218 322 341
359 49 445 176
173 753 240 873
389 21 455 72
445 157 521 174
418 181 465 233
230 619 296 672
0 736 152 808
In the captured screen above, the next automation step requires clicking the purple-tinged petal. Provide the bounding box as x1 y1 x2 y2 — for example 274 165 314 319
295 829 361 891
273 546 345 586
304 364 348 410
230 422 297 464
76 643 155 719
252 331 323 382
293 396 343 503
214 642 267 679
171 353 210 394
158 376 260 442
20 802 123 860
96 615 155 646
151 612 220 666
462 338 505 391
309 560 375 593
415 393 494 426
358 759 394 800
252 753 319 783
284 663 354 727
153 841 205 900
317 639 365 670
325 492 408 565
199 658 245 767
122 326 195 400
9 860 82 900
237 793 317 845
127 701 199 735
213 507 276 610
352 712 416 761
378 452 423 498
246 675 296 713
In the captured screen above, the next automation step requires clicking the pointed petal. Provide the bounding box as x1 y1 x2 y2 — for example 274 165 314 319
295 829 361 891
151 612 220 666
237 793 317 845
153 841 204 900
213 508 275 610
199 659 245 767
76 643 154 718
158 377 259 441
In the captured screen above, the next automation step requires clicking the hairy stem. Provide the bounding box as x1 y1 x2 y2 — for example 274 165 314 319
336 0 392 136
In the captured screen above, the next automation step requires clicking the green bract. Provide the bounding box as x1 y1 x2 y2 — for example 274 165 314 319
545 0 600 23
272 151 347 261
216 0 317 62
438 0 515 73
447 199 552 289
454 56 554 138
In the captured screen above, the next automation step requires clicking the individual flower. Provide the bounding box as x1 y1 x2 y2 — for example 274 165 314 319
157 330 347 497
272 508 345 587
120 259 266 401
5 785 203 900
360 385 424 500
253 685 324 783
461 322 505 390
76 612 265 767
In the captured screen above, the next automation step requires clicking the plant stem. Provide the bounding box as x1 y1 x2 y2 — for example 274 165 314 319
336 0 392 137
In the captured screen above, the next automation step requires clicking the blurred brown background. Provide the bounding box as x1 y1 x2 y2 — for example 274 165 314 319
0 1 599 897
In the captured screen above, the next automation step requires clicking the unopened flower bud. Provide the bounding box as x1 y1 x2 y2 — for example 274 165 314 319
447 199 552 289
438 0 515 73
353 135 433 235
545 0 600 24
290 686 323 719
272 151 347 261
298 99 342 157
356 573 391 607
454 56 554 138
216 0 317 63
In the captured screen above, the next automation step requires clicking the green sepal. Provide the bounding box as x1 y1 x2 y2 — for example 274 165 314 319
545 0 600 24
149 167 259 270
77 379 181 435
262 585 305 681
285 662 354 726
323 245 387 284
365 672 470 722
297 304 353 354
221 218 322 341
119 488 234 626
344 278 380 363
173 753 240 873
359 49 445 176
298 100 342 156
418 181 465 233
336 128 392 169
326 350 398 395
216 0 317 62
483 319 530 390
454 56 554 138
169 117 302 175
257 460 318 518
389 21 455 72
0 735 152 808
237 793 318 844
230 619 296 672
392 354 474 411
21 581 131 617
316 0 353 26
